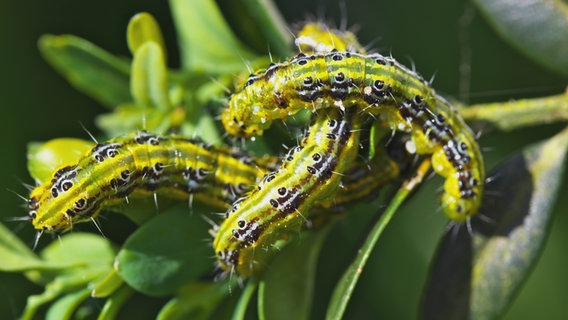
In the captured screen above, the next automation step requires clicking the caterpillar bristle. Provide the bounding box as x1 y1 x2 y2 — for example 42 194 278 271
6 215 34 222
32 229 44 251
90 218 105 238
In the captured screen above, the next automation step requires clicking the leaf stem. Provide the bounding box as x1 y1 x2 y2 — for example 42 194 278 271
460 91 568 131
326 159 432 320
232 278 259 320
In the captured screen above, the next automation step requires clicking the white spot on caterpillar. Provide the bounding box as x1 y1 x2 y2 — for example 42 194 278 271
334 100 345 111
405 140 416 154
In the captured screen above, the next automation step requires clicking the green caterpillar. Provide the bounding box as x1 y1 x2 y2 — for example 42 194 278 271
222 51 484 222
28 131 278 233
27 129 404 235
214 108 365 276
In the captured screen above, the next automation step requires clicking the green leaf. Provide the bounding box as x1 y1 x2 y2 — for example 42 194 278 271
27 138 94 184
157 282 229 320
38 35 132 108
95 104 173 138
421 126 568 320
26 234 113 279
21 267 111 320
169 0 255 74
46 288 91 320
16 234 115 319
258 227 330 320
40 233 116 267
179 113 223 146
130 41 171 110
0 222 45 271
233 279 258 320
127 12 166 57
115 206 213 296
92 269 124 298
98 285 134 320
218 0 292 58
473 0 568 77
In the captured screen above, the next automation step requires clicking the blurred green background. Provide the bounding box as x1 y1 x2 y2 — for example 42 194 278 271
0 0 566 319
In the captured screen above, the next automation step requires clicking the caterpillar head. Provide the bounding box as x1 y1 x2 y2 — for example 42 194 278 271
440 193 479 223
295 22 365 54
222 98 271 138
215 247 267 277
29 165 98 233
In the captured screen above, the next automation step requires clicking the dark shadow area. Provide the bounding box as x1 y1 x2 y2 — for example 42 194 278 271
420 151 534 319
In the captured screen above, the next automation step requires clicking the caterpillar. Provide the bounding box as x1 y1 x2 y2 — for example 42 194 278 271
292 23 409 210
213 108 365 276
27 128 405 235
28 131 279 233
222 51 484 222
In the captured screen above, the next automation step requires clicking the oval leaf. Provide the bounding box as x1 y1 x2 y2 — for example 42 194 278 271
116 206 213 296
38 35 132 108
127 12 166 57
421 127 568 319
130 41 171 110
27 138 94 184
0 222 44 271
218 0 292 58
169 0 255 74
95 104 172 138
45 288 91 320
474 0 568 76
98 285 134 320
40 233 116 267
22 267 111 319
91 269 124 298
157 282 228 320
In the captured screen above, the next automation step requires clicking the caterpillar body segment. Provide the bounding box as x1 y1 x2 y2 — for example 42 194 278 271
214 108 365 276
